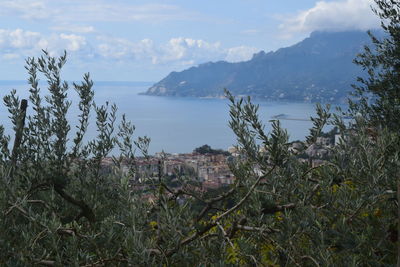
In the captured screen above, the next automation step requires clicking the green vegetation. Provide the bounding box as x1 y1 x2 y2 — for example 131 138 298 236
0 1 399 265
351 0 400 132
194 144 230 156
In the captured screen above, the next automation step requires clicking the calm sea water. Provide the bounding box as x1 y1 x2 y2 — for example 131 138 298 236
0 81 335 155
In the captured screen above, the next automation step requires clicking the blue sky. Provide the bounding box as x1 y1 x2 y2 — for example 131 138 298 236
0 0 380 81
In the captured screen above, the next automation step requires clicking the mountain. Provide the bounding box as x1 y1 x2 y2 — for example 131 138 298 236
144 31 376 102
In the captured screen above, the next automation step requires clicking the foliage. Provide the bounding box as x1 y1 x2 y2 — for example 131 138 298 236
0 1 399 265
193 144 230 156
0 52 154 265
351 0 400 131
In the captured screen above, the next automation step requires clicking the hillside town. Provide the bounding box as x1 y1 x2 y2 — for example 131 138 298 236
101 134 339 191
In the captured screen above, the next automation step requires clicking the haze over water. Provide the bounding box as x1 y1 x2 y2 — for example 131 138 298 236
0 81 326 155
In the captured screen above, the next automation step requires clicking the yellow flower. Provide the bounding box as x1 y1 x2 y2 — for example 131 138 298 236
261 244 278 266
360 212 369 218
211 212 221 222
344 180 356 190
225 241 245 265
149 221 158 229
274 211 284 222
332 184 339 193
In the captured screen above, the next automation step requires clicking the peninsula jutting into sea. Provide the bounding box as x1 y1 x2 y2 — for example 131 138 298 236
144 31 376 103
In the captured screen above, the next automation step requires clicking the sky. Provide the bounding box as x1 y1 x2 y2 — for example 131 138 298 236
0 0 381 82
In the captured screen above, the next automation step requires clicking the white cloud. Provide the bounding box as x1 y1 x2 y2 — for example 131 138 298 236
0 29 42 49
96 36 156 62
95 35 259 65
156 38 222 64
0 28 88 58
0 0 52 20
3 53 20 60
280 0 380 35
50 3 184 23
0 0 197 24
225 46 259 62
0 27 260 69
95 36 221 65
59 34 87 51
51 25 95 33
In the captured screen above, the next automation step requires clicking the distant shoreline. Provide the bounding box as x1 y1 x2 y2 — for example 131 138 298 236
140 92 349 105
0 80 155 86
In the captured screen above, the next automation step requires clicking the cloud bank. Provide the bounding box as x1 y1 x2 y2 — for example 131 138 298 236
0 28 258 65
96 36 258 64
280 0 380 35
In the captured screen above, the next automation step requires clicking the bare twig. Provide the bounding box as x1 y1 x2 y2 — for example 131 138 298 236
195 180 241 223
10 99 28 170
36 260 56 266
301 255 320 267
215 165 276 221
236 224 278 233
149 166 277 259
53 184 95 223
27 199 51 210
216 221 235 248
149 222 218 257
31 229 48 249
80 257 128 267
261 203 296 215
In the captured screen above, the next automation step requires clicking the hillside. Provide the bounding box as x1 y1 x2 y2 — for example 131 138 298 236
144 31 374 102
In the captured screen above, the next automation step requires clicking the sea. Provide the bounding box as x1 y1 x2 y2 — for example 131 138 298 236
0 81 340 155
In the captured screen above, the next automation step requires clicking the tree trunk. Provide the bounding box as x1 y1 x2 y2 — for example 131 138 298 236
397 175 400 267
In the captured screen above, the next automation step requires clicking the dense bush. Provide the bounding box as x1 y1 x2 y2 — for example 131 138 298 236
194 144 230 156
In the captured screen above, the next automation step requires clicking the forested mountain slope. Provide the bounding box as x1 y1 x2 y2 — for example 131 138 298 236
145 31 374 102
